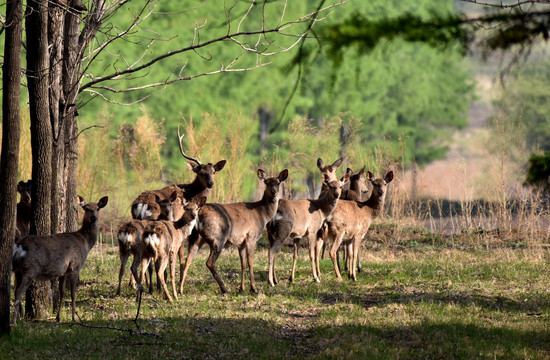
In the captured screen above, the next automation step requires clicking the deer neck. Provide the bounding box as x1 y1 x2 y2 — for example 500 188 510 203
79 220 99 250
181 178 211 202
364 193 386 218
314 191 339 216
257 192 280 222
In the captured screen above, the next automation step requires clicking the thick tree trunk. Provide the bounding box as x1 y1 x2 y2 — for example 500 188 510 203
25 0 53 320
0 0 23 333
62 0 83 232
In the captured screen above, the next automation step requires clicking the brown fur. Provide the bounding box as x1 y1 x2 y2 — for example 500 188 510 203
15 180 32 241
179 169 288 294
317 171 393 281
138 197 205 301
12 196 108 323
266 173 349 286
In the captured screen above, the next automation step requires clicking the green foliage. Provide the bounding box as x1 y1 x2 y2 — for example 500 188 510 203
71 0 475 170
525 152 550 192
494 60 550 152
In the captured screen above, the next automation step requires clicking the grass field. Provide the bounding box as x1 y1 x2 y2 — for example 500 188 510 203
2 224 549 360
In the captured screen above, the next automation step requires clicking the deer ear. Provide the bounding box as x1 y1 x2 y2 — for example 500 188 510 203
214 160 226 172
278 169 289 182
198 196 207 208
384 171 394 184
359 166 366 176
257 169 267 181
322 173 329 186
367 171 374 182
317 158 324 171
169 191 178 202
187 162 198 172
331 158 343 169
98 196 108 209
341 172 350 186
77 195 86 207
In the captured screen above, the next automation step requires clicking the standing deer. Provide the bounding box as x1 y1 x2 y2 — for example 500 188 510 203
266 172 349 286
131 127 225 220
15 180 32 241
338 166 371 273
179 169 288 294
116 191 185 295
12 196 108 323
138 196 206 301
316 171 393 281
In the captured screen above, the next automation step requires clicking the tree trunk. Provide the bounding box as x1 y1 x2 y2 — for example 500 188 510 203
63 0 83 232
25 0 53 320
0 0 23 334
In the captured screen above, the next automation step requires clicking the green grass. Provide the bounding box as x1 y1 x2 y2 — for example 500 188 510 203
2 234 549 360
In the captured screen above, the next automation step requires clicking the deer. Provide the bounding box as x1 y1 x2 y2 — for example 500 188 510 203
131 126 225 220
15 180 32 241
12 195 108 324
179 169 288 294
337 166 371 273
266 171 349 286
116 191 185 296
138 196 206 301
316 171 393 281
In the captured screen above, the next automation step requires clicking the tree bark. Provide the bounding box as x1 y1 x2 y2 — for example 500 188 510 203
25 0 53 320
0 0 23 333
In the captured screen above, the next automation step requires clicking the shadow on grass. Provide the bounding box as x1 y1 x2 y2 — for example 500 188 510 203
6 313 549 359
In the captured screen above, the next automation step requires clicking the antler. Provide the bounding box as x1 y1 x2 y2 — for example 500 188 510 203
177 125 202 165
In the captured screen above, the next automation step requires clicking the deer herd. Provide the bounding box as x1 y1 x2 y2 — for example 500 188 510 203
11 128 393 323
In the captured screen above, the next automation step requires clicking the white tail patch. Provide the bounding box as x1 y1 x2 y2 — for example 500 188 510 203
12 244 27 261
273 212 283 221
133 204 143 218
144 209 152 218
144 233 160 250
118 232 134 246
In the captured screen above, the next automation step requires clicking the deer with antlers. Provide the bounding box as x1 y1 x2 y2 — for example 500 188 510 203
266 170 349 286
131 126 225 220
12 196 108 323
179 169 288 294
316 171 393 281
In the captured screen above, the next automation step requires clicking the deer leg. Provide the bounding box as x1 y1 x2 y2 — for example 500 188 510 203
329 232 345 281
238 244 247 293
130 255 141 300
357 242 362 273
156 258 173 302
179 238 204 294
69 273 78 321
205 245 227 294
116 251 129 296
57 275 66 322
246 241 257 293
351 236 362 281
289 239 300 283
13 274 32 325
308 233 320 283
169 248 179 300
267 233 284 287
315 237 324 281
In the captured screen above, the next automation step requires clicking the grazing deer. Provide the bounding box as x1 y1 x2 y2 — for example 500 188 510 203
131 127 225 220
15 180 32 241
139 196 206 301
316 171 393 281
12 196 108 323
179 169 288 294
116 191 185 295
266 172 349 286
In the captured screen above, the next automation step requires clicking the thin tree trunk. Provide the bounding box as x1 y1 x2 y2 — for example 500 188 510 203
0 0 23 333
25 0 53 320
